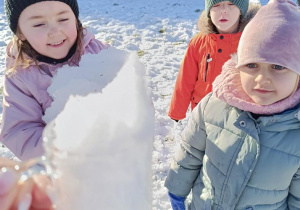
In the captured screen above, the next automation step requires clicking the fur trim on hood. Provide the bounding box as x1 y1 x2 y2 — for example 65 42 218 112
212 54 300 115
198 3 261 35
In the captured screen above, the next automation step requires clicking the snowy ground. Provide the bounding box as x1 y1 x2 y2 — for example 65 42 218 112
0 0 290 209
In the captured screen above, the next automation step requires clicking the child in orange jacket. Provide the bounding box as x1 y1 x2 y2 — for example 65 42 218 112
168 0 259 121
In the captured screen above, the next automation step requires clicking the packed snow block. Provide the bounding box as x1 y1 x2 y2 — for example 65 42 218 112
43 47 129 123
43 48 154 210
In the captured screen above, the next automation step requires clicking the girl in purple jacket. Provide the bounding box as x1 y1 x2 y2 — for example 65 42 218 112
0 0 108 160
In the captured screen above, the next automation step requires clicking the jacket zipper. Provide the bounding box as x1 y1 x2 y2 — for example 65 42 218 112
204 54 210 82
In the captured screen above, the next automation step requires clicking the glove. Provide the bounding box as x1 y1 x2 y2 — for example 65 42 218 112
168 192 186 210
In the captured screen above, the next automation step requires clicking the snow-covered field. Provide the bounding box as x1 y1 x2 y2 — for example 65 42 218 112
0 0 290 209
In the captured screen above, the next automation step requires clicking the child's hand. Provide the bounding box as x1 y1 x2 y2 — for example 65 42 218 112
0 158 53 210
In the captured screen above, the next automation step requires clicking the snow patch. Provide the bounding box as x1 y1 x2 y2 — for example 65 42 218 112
43 48 154 209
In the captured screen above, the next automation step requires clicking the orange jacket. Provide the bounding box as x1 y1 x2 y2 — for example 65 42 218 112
168 5 259 120
168 32 241 120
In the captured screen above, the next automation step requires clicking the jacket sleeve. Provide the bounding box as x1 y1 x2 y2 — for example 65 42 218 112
0 75 45 161
168 40 199 120
84 37 109 54
165 94 210 197
288 167 300 209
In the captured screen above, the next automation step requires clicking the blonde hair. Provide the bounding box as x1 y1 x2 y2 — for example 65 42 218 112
291 75 300 96
6 20 84 76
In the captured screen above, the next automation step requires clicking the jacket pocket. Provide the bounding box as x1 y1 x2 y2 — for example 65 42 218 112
204 54 210 82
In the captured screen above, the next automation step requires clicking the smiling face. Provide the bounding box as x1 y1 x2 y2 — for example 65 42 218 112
17 1 78 59
210 1 241 34
239 63 299 105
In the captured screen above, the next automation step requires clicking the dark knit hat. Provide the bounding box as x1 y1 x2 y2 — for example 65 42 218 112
205 0 249 17
4 0 79 33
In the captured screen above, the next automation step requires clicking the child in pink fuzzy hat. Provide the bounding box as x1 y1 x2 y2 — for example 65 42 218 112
214 0 300 114
165 0 300 209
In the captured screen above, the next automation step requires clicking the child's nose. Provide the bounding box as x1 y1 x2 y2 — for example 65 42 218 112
48 25 59 37
220 4 228 14
254 72 271 84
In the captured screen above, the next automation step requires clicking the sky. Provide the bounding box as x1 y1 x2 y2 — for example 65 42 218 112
0 0 295 209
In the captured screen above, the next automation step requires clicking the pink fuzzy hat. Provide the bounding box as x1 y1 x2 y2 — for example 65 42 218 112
236 0 300 75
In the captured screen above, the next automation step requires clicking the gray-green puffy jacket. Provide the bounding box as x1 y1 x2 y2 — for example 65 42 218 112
165 93 300 210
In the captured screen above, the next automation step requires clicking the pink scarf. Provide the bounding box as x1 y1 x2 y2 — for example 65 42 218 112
213 55 300 115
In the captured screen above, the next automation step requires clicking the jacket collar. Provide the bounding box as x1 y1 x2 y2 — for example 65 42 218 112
212 54 300 116
198 3 261 35
36 42 77 65
207 31 242 42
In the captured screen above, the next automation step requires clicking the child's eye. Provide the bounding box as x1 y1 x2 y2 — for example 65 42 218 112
272 65 285 70
33 23 45 27
59 18 69 22
246 63 258 68
213 4 220 7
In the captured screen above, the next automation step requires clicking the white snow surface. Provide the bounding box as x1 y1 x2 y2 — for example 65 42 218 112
43 48 129 125
0 0 296 209
43 49 154 209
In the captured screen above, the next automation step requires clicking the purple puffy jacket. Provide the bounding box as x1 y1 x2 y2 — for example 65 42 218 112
0 30 108 160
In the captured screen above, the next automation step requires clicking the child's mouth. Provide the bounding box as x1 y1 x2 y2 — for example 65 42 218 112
255 89 272 94
219 19 228 23
48 40 65 47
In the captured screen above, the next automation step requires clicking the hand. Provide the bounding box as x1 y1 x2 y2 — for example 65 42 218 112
171 118 179 122
0 158 53 210
168 192 186 210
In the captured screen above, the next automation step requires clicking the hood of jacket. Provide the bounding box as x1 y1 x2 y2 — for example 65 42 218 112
198 3 261 35
6 29 96 69
212 54 300 118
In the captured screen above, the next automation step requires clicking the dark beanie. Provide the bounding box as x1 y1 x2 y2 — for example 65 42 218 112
205 0 249 18
4 0 79 33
